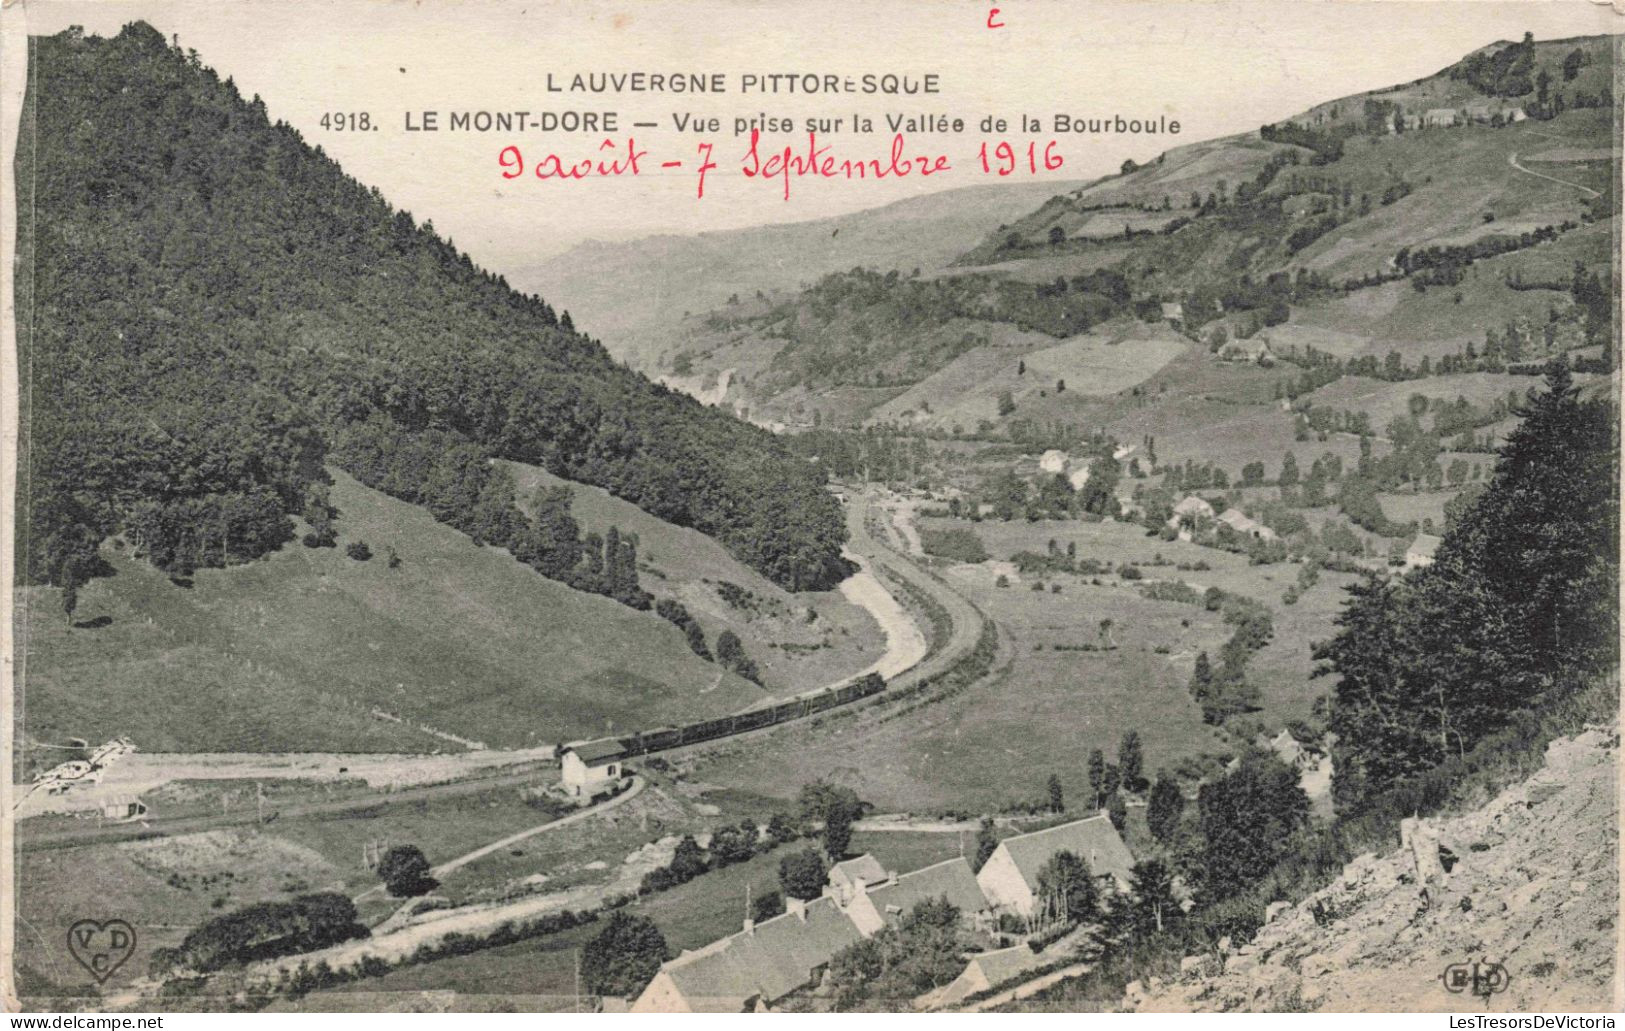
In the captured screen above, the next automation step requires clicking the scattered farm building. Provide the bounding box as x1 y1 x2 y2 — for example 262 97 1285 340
632 895 864 1012
633 820 1132 1012
560 738 626 797
826 854 890 905
1257 728 1315 773
1220 338 1274 364
1038 449 1071 475
975 814 1136 918
1462 104 1526 124
916 943 1051 1010
844 857 990 935
1217 507 1279 542
1405 532 1441 569
1166 495 1215 540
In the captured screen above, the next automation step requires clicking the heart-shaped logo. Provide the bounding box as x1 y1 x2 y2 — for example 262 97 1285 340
67 919 137 984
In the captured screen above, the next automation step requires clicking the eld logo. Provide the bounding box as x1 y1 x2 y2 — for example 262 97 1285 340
1442 961 1510 996
67 919 137 984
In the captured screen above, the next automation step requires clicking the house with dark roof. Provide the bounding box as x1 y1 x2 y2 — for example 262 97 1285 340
1218 507 1278 542
632 895 865 1012
916 943 1051 1010
560 738 626 797
843 857 990 935
827 854 889 905
975 814 1135 918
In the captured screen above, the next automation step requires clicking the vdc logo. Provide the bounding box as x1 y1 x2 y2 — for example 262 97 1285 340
1442 960 1510 996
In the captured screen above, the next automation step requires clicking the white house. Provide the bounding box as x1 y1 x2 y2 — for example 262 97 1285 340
1166 495 1215 540
975 813 1135 919
1038 450 1071 476
560 738 626 797
1258 728 1314 773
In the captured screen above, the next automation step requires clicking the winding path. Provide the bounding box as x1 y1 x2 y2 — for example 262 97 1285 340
1508 151 1600 198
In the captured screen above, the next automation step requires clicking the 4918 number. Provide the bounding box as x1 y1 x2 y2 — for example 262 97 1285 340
320 112 374 131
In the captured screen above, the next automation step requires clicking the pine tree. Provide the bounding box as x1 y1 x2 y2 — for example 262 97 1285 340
1146 773 1185 844
1107 792 1128 832
1279 451 1300 487
972 817 998 873
1087 749 1107 809
1128 858 1181 934
1188 652 1214 701
1198 750 1309 901
1118 730 1145 793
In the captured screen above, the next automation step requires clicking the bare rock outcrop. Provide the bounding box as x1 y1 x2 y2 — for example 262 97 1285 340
1134 725 1619 1012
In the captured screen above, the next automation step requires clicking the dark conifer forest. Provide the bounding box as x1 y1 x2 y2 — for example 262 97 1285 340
1316 361 1618 812
17 23 850 595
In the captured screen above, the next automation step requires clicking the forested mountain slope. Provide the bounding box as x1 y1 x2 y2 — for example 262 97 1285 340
17 22 848 600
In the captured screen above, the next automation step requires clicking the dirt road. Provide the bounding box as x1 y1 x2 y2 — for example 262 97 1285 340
1508 151 1601 198
19 761 555 850
845 488 986 695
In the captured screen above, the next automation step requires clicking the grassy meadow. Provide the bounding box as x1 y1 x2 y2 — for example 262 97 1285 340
17 469 781 761
687 517 1351 813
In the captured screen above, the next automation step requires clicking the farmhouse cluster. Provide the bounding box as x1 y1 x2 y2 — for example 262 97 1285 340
632 813 1136 1012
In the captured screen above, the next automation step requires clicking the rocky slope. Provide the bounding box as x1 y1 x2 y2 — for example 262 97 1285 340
1130 724 1619 1012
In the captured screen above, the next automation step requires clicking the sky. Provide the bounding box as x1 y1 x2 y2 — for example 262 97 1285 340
5 0 1619 273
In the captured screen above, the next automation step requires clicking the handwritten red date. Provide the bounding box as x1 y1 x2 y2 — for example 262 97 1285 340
496 135 1065 198
498 138 647 179
978 140 1064 176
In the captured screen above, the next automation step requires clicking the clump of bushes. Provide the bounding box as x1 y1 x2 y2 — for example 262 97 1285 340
920 527 990 564
153 892 368 974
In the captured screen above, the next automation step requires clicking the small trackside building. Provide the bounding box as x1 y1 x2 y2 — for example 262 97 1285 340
975 813 1135 919
560 738 626 797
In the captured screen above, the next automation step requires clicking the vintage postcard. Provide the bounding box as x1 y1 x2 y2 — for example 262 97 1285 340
1 0 1620 1017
